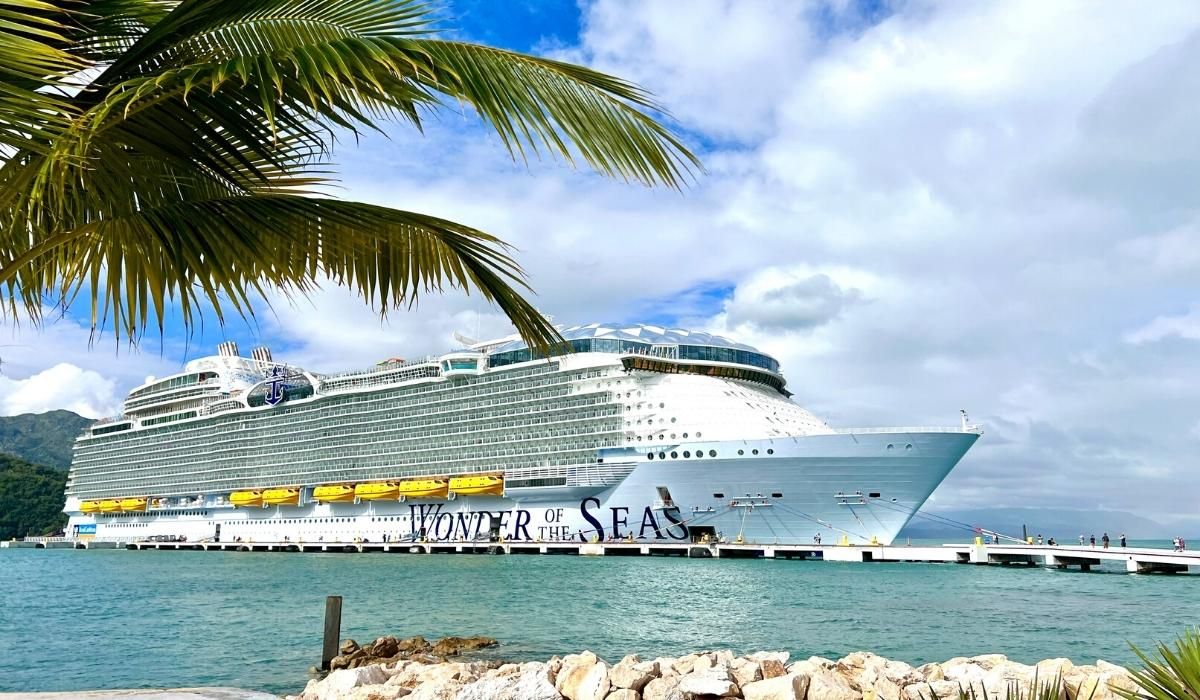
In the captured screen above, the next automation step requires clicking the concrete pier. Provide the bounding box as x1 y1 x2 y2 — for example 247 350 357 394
8 539 1197 574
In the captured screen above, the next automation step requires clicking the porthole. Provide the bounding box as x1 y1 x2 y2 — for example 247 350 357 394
659 434 664 440
695 451 702 458
696 432 701 437
637 436 643 442
671 417 677 423
767 449 774 455
771 492 783 498
683 451 691 458
647 453 654 460
659 402 665 408
752 449 759 455
671 433 677 439
905 444 913 450
709 450 717 457
886 444 894 450
671 451 678 459
738 449 744 455
682 433 689 438
869 492 881 498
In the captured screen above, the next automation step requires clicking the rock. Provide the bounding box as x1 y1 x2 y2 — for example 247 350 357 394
969 655 1009 671
743 673 809 700
430 636 498 657
556 652 611 700
642 677 678 700
369 636 401 658
457 661 561 700
807 667 861 700
414 662 468 687
676 668 738 697
671 654 702 676
761 659 787 679
1036 658 1075 681
304 665 391 700
715 650 737 667
902 681 962 700
406 678 464 700
691 655 715 674
607 690 642 700
343 685 413 700
731 659 764 687
341 639 362 655
917 664 944 682
751 652 792 666
611 657 658 692
397 637 430 654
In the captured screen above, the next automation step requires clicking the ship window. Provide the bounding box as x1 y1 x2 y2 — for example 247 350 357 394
671 417 676 423
752 449 759 455
714 492 725 498
695 451 702 458
887 444 894 450
709 450 717 457
738 449 744 455
869 492 881 498
647 453 654 460
670 451 678 459
767 449 774 455
659 402 664 408
682 433 688 438
659 452 666 460
905 444 913 450
683 451 691 458
772 492 783 498
696 432 701 437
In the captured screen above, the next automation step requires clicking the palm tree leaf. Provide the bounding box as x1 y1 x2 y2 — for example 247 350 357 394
1 195 564 351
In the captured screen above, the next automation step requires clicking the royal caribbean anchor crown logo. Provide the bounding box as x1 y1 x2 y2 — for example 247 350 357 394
264 366 287 406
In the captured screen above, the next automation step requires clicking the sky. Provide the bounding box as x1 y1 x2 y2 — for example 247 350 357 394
2 0 1199 522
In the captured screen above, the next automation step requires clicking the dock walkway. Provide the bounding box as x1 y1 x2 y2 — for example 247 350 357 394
6 538 1195 574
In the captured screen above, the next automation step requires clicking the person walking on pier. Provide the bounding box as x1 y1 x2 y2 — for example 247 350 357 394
813 533 822 544
1089 534 1096 547
1120 533 1127 548
1102 533 1110 549
1079 534 1085 545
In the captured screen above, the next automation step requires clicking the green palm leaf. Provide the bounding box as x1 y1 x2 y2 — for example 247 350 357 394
0 0 702 352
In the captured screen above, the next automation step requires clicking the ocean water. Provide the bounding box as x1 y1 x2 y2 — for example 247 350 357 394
0 546 1196 696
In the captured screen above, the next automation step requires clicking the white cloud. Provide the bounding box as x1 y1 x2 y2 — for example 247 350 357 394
1124 306 1200 345
0 363 117 418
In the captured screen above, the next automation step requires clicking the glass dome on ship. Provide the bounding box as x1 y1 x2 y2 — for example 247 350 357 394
63 324 981 546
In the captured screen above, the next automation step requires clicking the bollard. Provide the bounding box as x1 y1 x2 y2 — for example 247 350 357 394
321 595 343 671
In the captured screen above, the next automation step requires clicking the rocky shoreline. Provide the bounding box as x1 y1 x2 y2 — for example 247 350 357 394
287 637 1142 700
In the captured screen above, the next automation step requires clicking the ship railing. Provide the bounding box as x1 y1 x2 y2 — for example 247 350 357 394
20 536 69 543
832 425 983 435
91 415 130 426
321 356 440 381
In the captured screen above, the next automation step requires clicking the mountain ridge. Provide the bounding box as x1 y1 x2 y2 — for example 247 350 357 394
0 409 91 469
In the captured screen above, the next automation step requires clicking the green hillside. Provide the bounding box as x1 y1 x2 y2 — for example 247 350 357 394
0 453 67 539
0 409 91 469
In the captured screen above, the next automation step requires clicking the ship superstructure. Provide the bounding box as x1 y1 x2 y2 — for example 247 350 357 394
64 324 981 545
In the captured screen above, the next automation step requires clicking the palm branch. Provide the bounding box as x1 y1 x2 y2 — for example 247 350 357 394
0 0 702 351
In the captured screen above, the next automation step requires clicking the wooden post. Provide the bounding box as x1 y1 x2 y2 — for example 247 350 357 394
321 595 343 671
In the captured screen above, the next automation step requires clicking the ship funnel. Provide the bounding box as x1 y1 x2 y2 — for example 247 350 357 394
251 346 273 364
217 341 240 357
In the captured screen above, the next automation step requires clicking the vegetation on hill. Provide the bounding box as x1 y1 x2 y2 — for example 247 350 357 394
0 453 67 540
0 410 91 469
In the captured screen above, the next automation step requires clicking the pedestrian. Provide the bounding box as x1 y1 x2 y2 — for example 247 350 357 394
1182 537 1187 551
1102 532 1110 549
1036 534 1043 545
814 533 822 544
1079 534 1085 546
1119 533 1126 548
1089 534 1096 547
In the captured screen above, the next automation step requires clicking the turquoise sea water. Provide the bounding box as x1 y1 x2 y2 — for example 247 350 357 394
1 545 1196 696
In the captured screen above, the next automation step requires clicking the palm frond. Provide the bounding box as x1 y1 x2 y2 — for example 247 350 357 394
1116 628 1200 700
0 195 563 350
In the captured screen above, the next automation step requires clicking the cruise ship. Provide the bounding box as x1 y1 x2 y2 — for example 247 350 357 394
63 323 982 545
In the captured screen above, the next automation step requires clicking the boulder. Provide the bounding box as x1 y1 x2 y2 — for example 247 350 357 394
406 678 464 700
676 668 739 697
607 690 641 700
341 639 362 655
430 636 498 657
715 650 737 666
457 661 561 700
642 677 678 700
556 652 611 700
342 685 413 700
743 673 810 700
750 652 792 666
369 636 401 659
807 667 861 700
611 657 659 692
304 665 391 700
917 664 944 682
414 662 468 687
731 659 764 687
902 681 962 700
671 654 702 676
762 659 788 679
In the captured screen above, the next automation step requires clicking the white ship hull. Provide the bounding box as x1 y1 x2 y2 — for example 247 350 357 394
67 431 977 546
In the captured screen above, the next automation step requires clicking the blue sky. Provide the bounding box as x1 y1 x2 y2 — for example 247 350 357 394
3 0 1200 522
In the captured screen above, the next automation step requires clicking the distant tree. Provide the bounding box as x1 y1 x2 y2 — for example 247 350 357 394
0 454 68 539
0 1 700 349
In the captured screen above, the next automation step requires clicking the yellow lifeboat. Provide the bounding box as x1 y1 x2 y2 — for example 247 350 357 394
80 500 100 514
263 488 300 506
230 490 264 508
313 484 356 503
449 474 504 496
354 481 401 501
99 499 121 513
396 478 449 499
119 497 148 512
